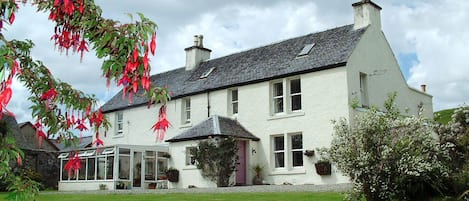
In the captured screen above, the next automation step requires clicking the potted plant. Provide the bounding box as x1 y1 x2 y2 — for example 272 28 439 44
166 167 179 182
314 147 332 176
304 149 315 157
251 164 264 185
99 184 107 190
161 152 171 158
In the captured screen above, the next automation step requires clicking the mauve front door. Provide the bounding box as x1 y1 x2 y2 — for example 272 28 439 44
236 141 246 185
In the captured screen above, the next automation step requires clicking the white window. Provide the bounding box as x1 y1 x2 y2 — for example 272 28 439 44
182 98 191 124
115 111 123 136
273 135 285 168
360 72 369 107
229 89 239 115
272 133 303 169
290 134 303 167
289 79 302 111
271 78 302 115
185 147 197 166
272 82 284 114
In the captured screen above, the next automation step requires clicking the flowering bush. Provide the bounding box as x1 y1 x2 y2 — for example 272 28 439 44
329 94 449 201
437 106 469 197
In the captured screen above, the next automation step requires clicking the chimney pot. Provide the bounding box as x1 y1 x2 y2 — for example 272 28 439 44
420 84 427 92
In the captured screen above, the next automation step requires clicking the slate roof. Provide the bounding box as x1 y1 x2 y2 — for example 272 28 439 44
52 135 93 152
166 115 260 142
102 24 366 113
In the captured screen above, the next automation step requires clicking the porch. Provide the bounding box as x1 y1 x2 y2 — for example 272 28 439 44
58 144 170 191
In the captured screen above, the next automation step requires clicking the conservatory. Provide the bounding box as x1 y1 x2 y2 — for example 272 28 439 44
58 144 170 191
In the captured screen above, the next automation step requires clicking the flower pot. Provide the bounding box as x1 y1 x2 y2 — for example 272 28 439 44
315 162 331 175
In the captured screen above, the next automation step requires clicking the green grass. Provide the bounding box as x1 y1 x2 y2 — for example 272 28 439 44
0 192 344 201
434 108 456 124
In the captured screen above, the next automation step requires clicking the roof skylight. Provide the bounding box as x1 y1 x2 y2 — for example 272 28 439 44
200 67 216 79
297 43 315 57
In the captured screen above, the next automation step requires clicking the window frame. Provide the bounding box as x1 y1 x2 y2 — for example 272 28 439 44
289 133 304 168
272 135 285 168
271 132 304 170
182 98 191 124
271 77 302 115
185 147 197 166
115 111 124 136
229 89 239 116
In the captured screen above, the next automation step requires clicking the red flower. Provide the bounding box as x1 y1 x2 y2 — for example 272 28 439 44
9 12 15 24
77 39 88 62
40 88 57 101
143 50 149 71
117 74 131 87
150 32 157 55
93 133 104 153
34 121 47 147
151 105 171 141
64 153 82 178
75 119 88 131
17 153 22 166
132 44 139 62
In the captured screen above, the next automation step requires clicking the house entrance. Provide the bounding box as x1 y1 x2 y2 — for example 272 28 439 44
236 141 247 185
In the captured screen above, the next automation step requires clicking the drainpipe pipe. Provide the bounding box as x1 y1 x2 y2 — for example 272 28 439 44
207 91 211 117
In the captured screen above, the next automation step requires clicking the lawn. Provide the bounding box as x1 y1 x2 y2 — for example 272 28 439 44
0 192 345 201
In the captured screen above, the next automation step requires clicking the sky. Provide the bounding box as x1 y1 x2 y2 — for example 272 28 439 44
3 0 469 124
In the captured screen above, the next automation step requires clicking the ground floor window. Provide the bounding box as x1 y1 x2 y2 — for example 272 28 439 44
271 132 303 169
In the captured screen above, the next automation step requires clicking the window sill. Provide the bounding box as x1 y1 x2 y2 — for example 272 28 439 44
269 168 306 176
267 111 305 121
113 134 124 139
179 123 193 129
183 166 198 170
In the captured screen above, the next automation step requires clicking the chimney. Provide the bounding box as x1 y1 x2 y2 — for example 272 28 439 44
185 35 211 71
352 0 382 30
420 84 427 93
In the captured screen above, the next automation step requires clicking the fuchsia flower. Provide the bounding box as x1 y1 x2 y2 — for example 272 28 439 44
150 32 157 55
40 88 57 100
9 12 15 25
17 153 22 166
34 121 47 147
151 105 171 141
77 39 88 62
64 153 82 178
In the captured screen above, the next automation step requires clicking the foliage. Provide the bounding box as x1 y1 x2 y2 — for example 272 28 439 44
435 108 456 125
0 123 40 200
436 106 469 197
315 147 330 163
329 94 449 201
192 137 238 187
1 0 170 200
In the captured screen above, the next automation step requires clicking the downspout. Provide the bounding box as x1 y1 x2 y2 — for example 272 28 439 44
207 91 211 117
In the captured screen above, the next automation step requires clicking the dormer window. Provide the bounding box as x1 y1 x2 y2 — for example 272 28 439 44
297 43 315 57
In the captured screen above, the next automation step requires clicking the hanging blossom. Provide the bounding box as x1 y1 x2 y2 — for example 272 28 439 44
34 120 48 148
0 60 20 120
49 0 88 60
64 153 82 178
151 105 171 141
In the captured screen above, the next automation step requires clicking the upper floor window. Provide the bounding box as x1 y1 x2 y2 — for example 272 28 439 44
271 78 301 115
229 89 239 115
182 98 191 124
115 111 123 136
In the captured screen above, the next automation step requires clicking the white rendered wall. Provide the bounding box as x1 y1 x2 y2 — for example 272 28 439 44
346 27 433 119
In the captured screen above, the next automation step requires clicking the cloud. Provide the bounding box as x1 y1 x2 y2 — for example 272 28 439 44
4 0 469 125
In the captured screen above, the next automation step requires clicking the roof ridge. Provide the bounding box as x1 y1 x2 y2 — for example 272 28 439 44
200 24 354 64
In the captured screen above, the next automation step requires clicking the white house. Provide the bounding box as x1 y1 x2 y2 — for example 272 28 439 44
57 0 432 191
